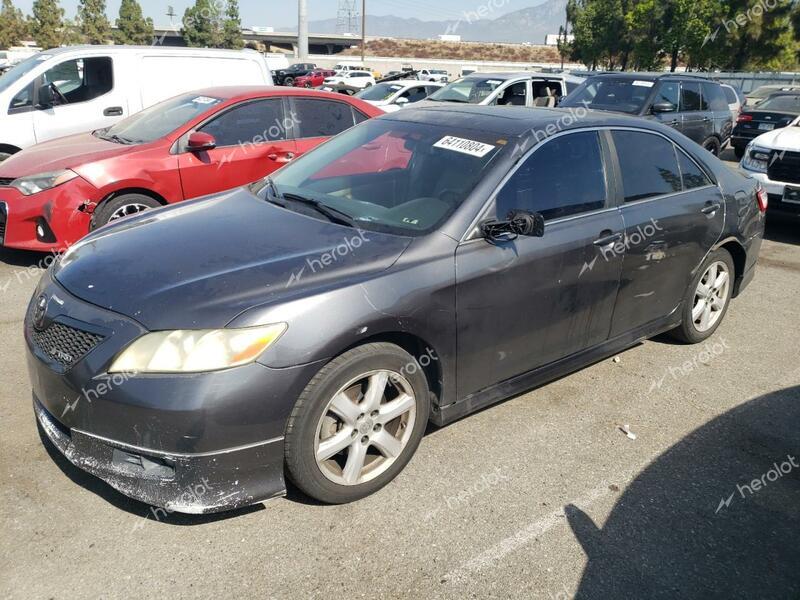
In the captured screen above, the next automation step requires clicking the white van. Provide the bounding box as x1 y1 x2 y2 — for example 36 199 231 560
0 45 273 161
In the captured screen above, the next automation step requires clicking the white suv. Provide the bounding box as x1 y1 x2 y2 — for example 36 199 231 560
322 71 376 94
418 69 449 83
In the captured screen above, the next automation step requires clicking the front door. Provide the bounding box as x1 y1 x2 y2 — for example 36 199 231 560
649 80 682 133
455 130 625 398
178 97 298 200
32 56 127 144
608 129 725 337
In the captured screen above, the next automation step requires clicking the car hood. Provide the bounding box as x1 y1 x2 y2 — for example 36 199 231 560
0 132 136 178
751 125 800 151
54 189 413 330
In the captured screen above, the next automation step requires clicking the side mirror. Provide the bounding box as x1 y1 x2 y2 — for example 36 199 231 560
651 101 677 114
187 131 217 152
395 97 409 105
36 84 54 109
481 210 545 242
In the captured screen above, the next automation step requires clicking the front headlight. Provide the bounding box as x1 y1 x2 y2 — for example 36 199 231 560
109 324 287 373
741 145 770 173
11 169 78 196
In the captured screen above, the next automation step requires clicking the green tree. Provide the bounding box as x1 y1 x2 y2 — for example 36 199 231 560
78 0 111 44
0 0 29 50
182 0 222 48
718 0 795 70
114 0 154 45
61 17 86 45
221 0 243 49
29 0 65 49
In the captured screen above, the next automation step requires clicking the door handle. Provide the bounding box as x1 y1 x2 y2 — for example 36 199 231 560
594 231 623 247
701 203 721 215
666 120 679 126
104 106 123 116
702 117 711 122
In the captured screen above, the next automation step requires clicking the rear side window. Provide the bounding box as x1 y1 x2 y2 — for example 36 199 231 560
722 86 738 104
200 98 286 146
681 82 702 111
292 98 356 138
702 83 729 111
676 149 712 190
612 131 682 202
495 131 607 220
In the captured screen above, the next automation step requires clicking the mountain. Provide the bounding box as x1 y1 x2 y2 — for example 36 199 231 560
279 0 568 44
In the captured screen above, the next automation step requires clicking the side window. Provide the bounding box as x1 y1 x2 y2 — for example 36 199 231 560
653 81 679 109
612 130 682 201
10 82 34 111
681 81 702 112
702 83 729 111
495 131 607 221
41 57 113 105
352 107 368 124
400 86 428 104
425 85 440 95
496 81 527 106
293 98 355 138
199 98 286 146
676 149 712 190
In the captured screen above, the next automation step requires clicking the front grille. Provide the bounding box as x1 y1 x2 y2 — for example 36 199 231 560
0 203 6 244
31 322 104 368
0 178 14 187
768 151 800 184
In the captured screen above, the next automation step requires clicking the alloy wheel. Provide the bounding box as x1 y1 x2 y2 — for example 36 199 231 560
109 202 152 222
314 369 416 486
692 260 730 332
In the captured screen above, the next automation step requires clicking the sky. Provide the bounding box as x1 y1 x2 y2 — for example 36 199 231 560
11 0 530 28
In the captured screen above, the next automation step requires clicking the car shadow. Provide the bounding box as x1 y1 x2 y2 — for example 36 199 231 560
765 217 800 244
0 246 52 268
36 422 265 526
567 384 800 598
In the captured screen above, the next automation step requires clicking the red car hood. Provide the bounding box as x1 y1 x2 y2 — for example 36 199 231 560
0 132 137 179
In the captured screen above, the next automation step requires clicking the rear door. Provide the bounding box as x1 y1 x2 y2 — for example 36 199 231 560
288 96 368 156
608 129 724 337
455 130 625 398
680 81 709 144
702 82 732 143
177 97 297 199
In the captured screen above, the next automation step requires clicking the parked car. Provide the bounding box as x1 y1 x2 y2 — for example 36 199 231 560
272 63 316 86
293 69 336 88
355 80 444 112
422 72 582 108
560 73 733 154
417 69 449 83
721 83 745 121
739 116 800 218
745 84 800 106
0 87 382 251
322 71 376 94
730 92 800 159
0 46 273 163
28 106 764 512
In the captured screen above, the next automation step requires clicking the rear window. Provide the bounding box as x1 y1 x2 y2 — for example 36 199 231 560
722 86 738 104
758 94 800 112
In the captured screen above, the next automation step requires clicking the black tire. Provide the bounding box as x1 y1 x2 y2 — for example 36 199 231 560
284 76 294 87
670 248 735 344
304 82 312 88
90 193 162 230
702 136 721 156
734 146 745 160
285 342 430 504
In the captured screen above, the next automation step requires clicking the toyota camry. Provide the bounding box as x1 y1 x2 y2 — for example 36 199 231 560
27 106 765 512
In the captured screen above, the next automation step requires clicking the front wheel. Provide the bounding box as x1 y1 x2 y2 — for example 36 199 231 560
670 248 734 344
90 193 162 230
702 137 721 156
283 77 294 87
285 343 430 504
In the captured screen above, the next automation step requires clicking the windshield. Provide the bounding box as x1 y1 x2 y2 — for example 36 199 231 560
428 77 505 103
560 78 653 114
250 119 505 236
0 54 47 95
356 83 405 101
102 93 223 144
758 94 800 112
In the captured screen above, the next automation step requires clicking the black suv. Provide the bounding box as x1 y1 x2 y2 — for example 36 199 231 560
561 74 733 154
272 63 317 86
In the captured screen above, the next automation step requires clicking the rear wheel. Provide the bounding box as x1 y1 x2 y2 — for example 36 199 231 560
285 343 430 504
670 248 734 344
702 137 721 156
284 76 294 87
90 193 162 230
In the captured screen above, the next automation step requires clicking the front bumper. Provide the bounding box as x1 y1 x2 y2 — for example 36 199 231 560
0 177 98 252
26 271 323 512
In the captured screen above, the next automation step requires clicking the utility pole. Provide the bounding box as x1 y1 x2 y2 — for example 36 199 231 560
298 0 309 60
361 0 366 63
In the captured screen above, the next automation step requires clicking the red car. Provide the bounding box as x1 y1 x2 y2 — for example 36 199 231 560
294 69 336 89
0 86 382 252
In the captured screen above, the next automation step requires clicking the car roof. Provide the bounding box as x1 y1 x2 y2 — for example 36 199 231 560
462 71 581 82
182 86 364 102
37 45 261 58
587 71 717 83
382 104 659 137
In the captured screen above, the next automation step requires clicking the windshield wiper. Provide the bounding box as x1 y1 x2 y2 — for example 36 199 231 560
265 184 357 228
95 130 135 145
